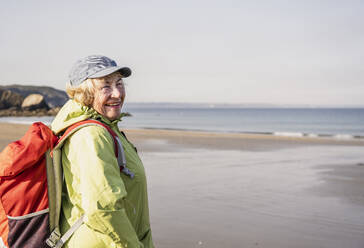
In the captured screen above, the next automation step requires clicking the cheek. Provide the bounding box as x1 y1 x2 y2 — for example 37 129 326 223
92 94 105 113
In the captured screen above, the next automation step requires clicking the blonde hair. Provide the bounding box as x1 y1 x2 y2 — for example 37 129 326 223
66 78 96 107
66 71 124 107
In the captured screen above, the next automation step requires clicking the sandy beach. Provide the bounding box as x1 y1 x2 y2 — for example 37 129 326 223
1 123 364 248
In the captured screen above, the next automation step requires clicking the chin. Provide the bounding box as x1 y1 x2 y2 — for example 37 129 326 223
107 112 121 121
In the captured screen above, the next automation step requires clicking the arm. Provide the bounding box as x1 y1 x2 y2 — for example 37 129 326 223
66 126 143 248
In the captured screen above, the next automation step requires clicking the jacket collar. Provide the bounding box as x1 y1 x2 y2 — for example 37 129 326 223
51 99 126 134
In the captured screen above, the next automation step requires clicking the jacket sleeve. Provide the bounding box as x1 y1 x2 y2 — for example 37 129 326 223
65 126 143 248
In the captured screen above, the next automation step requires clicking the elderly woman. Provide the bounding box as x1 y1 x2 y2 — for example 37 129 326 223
51 55 154 248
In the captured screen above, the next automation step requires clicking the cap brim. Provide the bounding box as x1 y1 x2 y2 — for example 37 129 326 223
89 66 132 78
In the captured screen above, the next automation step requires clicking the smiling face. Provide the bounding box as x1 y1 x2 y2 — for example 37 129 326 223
92 72 125 121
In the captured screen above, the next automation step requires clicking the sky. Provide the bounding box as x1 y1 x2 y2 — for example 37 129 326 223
1 0 363 106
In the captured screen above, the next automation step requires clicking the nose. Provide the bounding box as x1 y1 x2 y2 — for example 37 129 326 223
111 85 123 99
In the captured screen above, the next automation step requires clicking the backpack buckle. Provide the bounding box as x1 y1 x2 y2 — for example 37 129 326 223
46 228 61 247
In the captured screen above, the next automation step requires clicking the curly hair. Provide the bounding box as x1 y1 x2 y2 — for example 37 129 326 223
66 78 96 107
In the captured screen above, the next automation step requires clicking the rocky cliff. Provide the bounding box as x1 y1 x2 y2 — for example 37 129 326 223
0 85 69 116
0 85 68 108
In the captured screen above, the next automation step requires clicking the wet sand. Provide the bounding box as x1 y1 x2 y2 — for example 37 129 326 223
1 123 364 248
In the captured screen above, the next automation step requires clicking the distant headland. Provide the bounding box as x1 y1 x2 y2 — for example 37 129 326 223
0 85 68 117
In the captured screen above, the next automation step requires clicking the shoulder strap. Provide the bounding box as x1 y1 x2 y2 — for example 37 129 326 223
56 119 119 157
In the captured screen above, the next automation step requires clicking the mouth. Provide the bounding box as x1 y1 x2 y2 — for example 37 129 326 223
105 102 121 107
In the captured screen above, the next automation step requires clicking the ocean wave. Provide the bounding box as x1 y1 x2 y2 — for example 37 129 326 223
273 132 305 137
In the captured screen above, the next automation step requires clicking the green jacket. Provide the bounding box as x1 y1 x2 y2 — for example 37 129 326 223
51 100 154 248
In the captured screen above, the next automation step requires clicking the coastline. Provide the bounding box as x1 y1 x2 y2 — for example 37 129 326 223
1 122 363 151
1 123 364 247
1 112 364 142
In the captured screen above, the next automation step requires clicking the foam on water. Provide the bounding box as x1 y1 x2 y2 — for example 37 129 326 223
274 132 305 137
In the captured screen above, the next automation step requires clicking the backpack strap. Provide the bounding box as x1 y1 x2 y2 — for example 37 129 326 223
49 215 85 248
56 119 119 157
55 119 133 173
46 120 132 248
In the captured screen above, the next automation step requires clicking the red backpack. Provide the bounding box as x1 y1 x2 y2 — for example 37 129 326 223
0 120 128 248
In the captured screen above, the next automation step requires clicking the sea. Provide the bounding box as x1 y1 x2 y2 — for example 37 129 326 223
0 103 364 139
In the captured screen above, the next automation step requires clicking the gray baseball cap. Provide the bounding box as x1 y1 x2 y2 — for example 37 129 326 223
69 55 132 86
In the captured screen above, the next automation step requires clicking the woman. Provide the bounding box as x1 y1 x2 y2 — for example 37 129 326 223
51 55 154 248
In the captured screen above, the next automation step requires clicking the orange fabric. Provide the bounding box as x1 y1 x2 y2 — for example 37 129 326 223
0 122 58 177
0 122 58 245
0 122 56 216
0 158 49 216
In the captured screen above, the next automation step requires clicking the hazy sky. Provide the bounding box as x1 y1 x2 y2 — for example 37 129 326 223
1 0 363 106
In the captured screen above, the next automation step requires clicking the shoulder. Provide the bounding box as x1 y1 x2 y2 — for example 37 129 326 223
62 124 118 164
67 124 115 147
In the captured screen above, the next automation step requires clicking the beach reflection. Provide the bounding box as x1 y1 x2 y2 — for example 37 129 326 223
141 144 364 248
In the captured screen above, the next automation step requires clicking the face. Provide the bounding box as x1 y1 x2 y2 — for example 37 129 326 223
92 72 126 121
